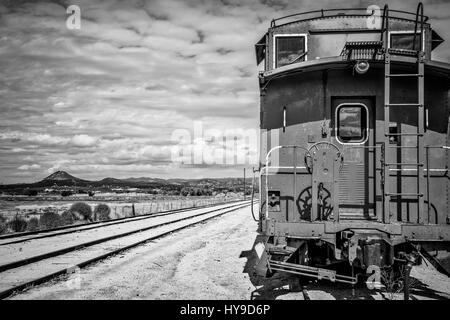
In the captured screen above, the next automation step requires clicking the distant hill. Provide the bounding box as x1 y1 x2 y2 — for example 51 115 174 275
122 177 168 184
43 171 89 183
98 177 125 184
0 171 255 192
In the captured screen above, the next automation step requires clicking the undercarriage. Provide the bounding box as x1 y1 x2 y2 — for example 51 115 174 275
255 231 429 299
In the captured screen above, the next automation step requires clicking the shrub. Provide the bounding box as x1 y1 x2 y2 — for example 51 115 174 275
61 190 73 197
61 210 75 225
26 217 39 231
8 215 28 232
39 211 62 229
70 202 92 221
26 189 38 196
94 204 111 221
0 214 8 234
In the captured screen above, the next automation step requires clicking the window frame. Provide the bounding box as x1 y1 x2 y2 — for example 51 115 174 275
388 30 425 51
273 33 308 69
335 102 369 145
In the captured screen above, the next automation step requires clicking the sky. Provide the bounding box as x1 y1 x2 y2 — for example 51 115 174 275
0 0 450 183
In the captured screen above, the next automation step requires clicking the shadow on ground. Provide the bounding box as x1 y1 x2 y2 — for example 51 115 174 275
408 277 450 300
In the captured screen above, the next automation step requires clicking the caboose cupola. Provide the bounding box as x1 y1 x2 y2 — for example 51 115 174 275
255 6 445 73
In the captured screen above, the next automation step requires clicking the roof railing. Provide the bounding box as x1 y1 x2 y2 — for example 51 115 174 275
270 7 429 28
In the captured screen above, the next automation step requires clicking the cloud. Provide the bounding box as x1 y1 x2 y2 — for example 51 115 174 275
0 131 70 146
18 164 41 171
71 134 98 147
0 0 449 183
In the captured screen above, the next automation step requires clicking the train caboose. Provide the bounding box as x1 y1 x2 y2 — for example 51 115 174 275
253 3 450 291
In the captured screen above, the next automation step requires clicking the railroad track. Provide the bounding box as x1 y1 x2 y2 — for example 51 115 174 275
0 199 245 245
0 200 253 299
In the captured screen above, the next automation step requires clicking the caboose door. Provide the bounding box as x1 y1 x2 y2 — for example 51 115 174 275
331 97 376 220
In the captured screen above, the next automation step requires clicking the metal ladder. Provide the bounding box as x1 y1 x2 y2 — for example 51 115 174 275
381 3 427 224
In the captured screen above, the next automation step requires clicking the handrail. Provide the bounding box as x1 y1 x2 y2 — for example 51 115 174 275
251 167 259 222
265 145 311 163
412 2 425 51
270 7 429 28
380 4 389 44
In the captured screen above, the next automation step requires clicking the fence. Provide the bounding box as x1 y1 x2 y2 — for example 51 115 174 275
0 196 240 234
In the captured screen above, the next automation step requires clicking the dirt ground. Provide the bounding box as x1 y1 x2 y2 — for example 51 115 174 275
8 205 450 300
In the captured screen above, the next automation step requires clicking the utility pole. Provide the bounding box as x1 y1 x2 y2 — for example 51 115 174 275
243 168 246 201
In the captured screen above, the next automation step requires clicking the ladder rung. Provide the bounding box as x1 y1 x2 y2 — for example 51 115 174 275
385 133 423 137
385 103 422 107
387 146 418 149
385 193 424 197
385 163 424 167
386 74 422 78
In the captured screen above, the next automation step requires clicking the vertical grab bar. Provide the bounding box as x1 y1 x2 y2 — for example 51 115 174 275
426 146 430 223
379 4 389 45
293 146 297 222
412 2 424 52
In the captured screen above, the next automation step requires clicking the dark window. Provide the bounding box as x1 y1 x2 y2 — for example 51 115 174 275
268 191 280 212
389 125 398 144
275 36 306 68
390 32 422 51
337 105 368 143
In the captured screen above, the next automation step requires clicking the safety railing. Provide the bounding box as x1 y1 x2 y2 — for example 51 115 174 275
261 143 448 224
270 7 429 28
263 145 311 219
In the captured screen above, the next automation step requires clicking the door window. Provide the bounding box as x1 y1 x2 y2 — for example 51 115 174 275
336 104 368 144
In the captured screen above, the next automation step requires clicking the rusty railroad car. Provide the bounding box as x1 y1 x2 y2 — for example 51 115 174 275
253 3 450 291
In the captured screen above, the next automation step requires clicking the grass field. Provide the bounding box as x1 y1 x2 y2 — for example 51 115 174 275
0 193 244 227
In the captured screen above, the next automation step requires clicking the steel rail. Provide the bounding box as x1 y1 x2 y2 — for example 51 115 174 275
0 201 251 273
0 202 253 300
